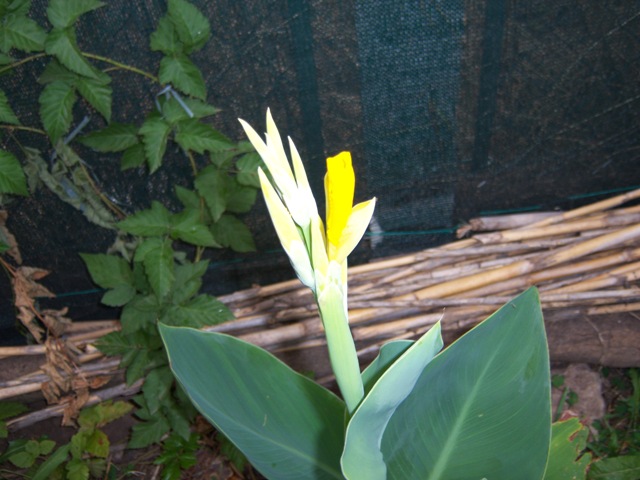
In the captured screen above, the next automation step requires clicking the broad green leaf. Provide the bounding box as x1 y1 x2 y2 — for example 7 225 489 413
118 201 171 236
167 0 211 52
379 287 551 480
544 417 591 480
174 119 233 154
80 123 138 152
45 28 98 79
0 89 20 125
150 16 181 55
160 325 347 480
236 153 263 188
0 150 28 195
143 366 173 415
134 237 175 300
195 165 227 221
170 209 220 247
120 142 145 170
361 339 413 394
101 283 136 307
0 16 46 52
163 294 233 328
342 326 442 479
159 54 206 100
211 214 256 252
39 80 76 143
139 115 171 173
588 455 640 480
79 253 133 288
47 0 105 29
75 75 112 121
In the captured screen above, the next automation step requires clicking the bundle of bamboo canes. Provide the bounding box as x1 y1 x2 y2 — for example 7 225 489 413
2 187 640 429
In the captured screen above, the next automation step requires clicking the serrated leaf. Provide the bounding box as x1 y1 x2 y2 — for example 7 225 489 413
175 185 200 209
160 96 221 124
75 75 111 121
120 294 160 334
0 53 15 64
164 294 233 328
163 400 193 441
84 429 109 458
38 439 56 456
143 366 173 415
38 80 76 143
0 16 46 52
236 153 263 188
226 179 257 214
101 284 136 307
79 253 133 288
120 142 145 170
0 89 20 125
0 150 28 195
2 0 31 17
78 400 133 429
159 54 206 100
129 416 171 449
47 0 105 29
0 401 28 421
167 0 211 53
170 209 220 247
150 16 181 55
174 118 232 154
80 123 138 152
134 237 174 300
45 28 98 79
65 458 89 480
38 59 79 84
211 214 256 252
118 201 171 236
171 260 208 304
194 165 227 221
139 114 171 173
9 450 37 468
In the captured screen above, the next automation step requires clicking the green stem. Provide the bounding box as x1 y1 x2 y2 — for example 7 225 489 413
81 52 159 83
317 280 364 415
0 124 47 136
0 52 47 76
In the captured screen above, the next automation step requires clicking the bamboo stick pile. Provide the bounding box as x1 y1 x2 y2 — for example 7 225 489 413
2 188 640 429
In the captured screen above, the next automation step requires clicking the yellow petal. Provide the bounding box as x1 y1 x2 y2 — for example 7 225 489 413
334 197 377 264
325 152 355 248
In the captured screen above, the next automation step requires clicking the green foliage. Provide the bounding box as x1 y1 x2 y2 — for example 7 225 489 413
544 417 591 480
154 433 199 480
1 1 260 476
0 401 28 438
0 437 56 469
162 288 552 480
588 455 640 480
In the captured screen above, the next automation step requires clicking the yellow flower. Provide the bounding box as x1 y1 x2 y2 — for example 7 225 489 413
240 110 376 413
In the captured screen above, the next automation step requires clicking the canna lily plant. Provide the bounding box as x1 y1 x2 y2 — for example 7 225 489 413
159 111 574 479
